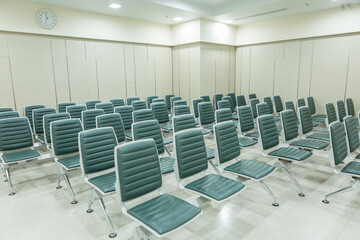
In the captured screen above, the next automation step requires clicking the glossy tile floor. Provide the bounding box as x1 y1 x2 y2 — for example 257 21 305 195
1 128 359 240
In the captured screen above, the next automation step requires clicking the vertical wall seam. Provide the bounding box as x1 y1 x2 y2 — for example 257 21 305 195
133 45 137 96
343 39 351 101
5 33 18 111
49 37 59 107
296 41 302 99
123 44 128 98
248 47 251 94
64 39 72 102
309 40 315 96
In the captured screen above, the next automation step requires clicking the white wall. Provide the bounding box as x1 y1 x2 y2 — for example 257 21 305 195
0 32 172 114
201 19 237 46
172 19 201 46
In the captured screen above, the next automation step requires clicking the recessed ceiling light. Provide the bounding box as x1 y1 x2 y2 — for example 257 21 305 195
109 3 122 9
224 20 233 24
173 17 183 21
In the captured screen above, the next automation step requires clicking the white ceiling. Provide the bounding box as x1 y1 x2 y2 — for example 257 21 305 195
24 0 360 25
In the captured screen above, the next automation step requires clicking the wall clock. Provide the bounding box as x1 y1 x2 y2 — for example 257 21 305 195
37 9 57 29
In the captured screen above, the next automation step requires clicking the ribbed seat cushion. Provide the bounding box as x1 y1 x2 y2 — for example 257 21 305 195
195 119 199 125
307 132 330 142
201 128 211 135
159 157 174 174
238 137 257 147
185 174 245 201
273 116 280 122
160 124 172 131
290 139 329 150
203 125 213 131
269 147 312 161
88 171 116 193
37 135 45 142
245 131 259 138
206 148 214 159
125 131 132 139
128 193 201 235
57 154 80 169
341 161 360 176
163 137 172 145
356 153 360 159
2 149 40 163
224 159 275 179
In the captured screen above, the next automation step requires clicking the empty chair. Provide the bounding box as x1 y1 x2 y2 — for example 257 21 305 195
192 98 203 119
170 96 182 112
345 98 356 117
133 109 155 123
114 139 201 238
109 98 124 107
152 98 165 104
322 121 360 204
307 96 326 124
32 108 57 142
258 115 313 197
43 113 70 147
198 102 215 131
263 96 275 115
85 100 101 110
82 109 104 130
273 95 283 114
284 100 296 115
256 102 281 129
173 105 191 116
237 106 259 139
146 95 158 108
280 110 329 151
126 96 140 106
115 106 133 139
0 107 13 112
79 127 118 238
24 104 45 127
236 95 247 107
132 120 175 174
50 119 83 204
66 105 86 120
58 102 76 113
213 93 223 109
336 100 346 122
218 99 236 119
173 100 187 108
249 98 260 119
227 92 236 107
200 95 211 102
214 121 278 206
96 113 126 144
174 128 246 202
222 96 235 113
298 106 330 142
343 116 360 159
131 100 147 111
325 103 337 127
151 102 172 132
248 93 257 100
0 111 20 120
95 102 114 114
0 117 41 195
297 98 306 108
164 94 175 110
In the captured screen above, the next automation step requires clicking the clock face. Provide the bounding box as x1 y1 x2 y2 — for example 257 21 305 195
37 9 57 29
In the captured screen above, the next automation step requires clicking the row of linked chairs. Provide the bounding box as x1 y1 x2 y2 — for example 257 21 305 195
1 94 360 239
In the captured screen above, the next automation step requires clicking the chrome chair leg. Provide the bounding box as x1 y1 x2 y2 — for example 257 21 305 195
209 161 222 175
56 169 63 189
4 165 15 196
95 191 117 238
259 180 279 207
60 168 78 204
276 160 305 197
87 191 96 213
322 181 357 204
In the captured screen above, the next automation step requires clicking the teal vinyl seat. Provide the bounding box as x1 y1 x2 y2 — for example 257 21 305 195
151 102 172 132
170 96 182 112
258 115 313 197
344 116 360 159
152 98 165 103
96 113 126 144
132 120 175 174
82 109 104 130
237 106 259 139
222 96 235 113
249 98 260 119
198 102 215 131
173 100 187 107
0 107 13 112
307 96 326 124
284 100 296 114
43 113 70 147
200 95 211 102
146 95 158 108
297 98 306 108
227 92 236 108
50 119 83 204
218 99 237 119
280 110 329 150
0 111 20 120
192 98 203 119
0 117 41 195
174 128 245 202
214 121 278 206
66 105 86 120
126 96 140 106
173 105 191 116
109 98 124 107
85 100 101 110
325 102 337 127
273 95 283 114
213 93 223 110
24 104 45 127
96 102 114 114
263 96 274 114
58 102 76 113
114 139 201 238
133 109 155 123
236 95 246 107
298 106 330 142
346 98 356 117
115 106 133 139
132 100 147 111
257 102 281 124
164 94 175 110
32 108 57 142
248 93 257 100
79 127 118 238
336 100 346 122
322 121 360 204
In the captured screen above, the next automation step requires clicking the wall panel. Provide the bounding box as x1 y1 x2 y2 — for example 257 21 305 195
154 46 173 97
0 58 15 108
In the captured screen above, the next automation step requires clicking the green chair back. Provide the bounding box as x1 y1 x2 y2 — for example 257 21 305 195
172 114 196 133
214 121 240 164
170 96 182 111
213 94 223 110
217 100 232 112
329 121 348 166
174 128 208 179
0 107 13 112
133 109 155 123
33 108 57 135
0 117 33 151
273 95 283 113
237 106 255 133
132 100 147 111
164 94 175 109
85 100 101 110
79 127 118 174
173 105 191 116
132 120 164 154
285 100 296 114
298 107 314 135
66 105 86 120
126 97 140 106
0 111 20 120
345 98 355 117
96 102 114 114
51 119 83 156
173 100 187 108
24 104 45 127
58 102 75 113
152 98 165 104
227 92 236 108
257 115 279 150
256 102 270 117
248 93 257 100
115 106 133 130
307 96 316 115
263 96 274 114
146 96 158 109
82 109 104 130
43 113 70 144
325 103 337 126
336 100 346 122
110 98 125 108
198 102 215 125
115 139 161 202
344 116 359 153
297 98 306 108
249 98 260 118
280 110 298 141
200 95 211 102
151 102 169 124
222 96 234 112
215 109 233 124
96 113 126 143
192 98 203 118
236 95 246 107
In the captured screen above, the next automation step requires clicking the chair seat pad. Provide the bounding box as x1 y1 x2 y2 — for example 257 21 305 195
206 148 214 160
125 131 132 139
37 135 45 143
276 125 282 134
273 116 280 122
2 149 40 163
245 131 259 139
203 125 213 131
232 113 238 120
195 119 199 125
159 157 175 174
88 171 116 193
341 161 360 176
238 137 257 147
307 133 330 142
185 174 245 201
160 124 172 131
290 139 329 150
201 128 211 135
312 122 319 128
224 159 275 179
269 147 312 161
313 114 326 119
163 137 172 145
355 153 360 159
128 194 201 235
57 155 80 169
